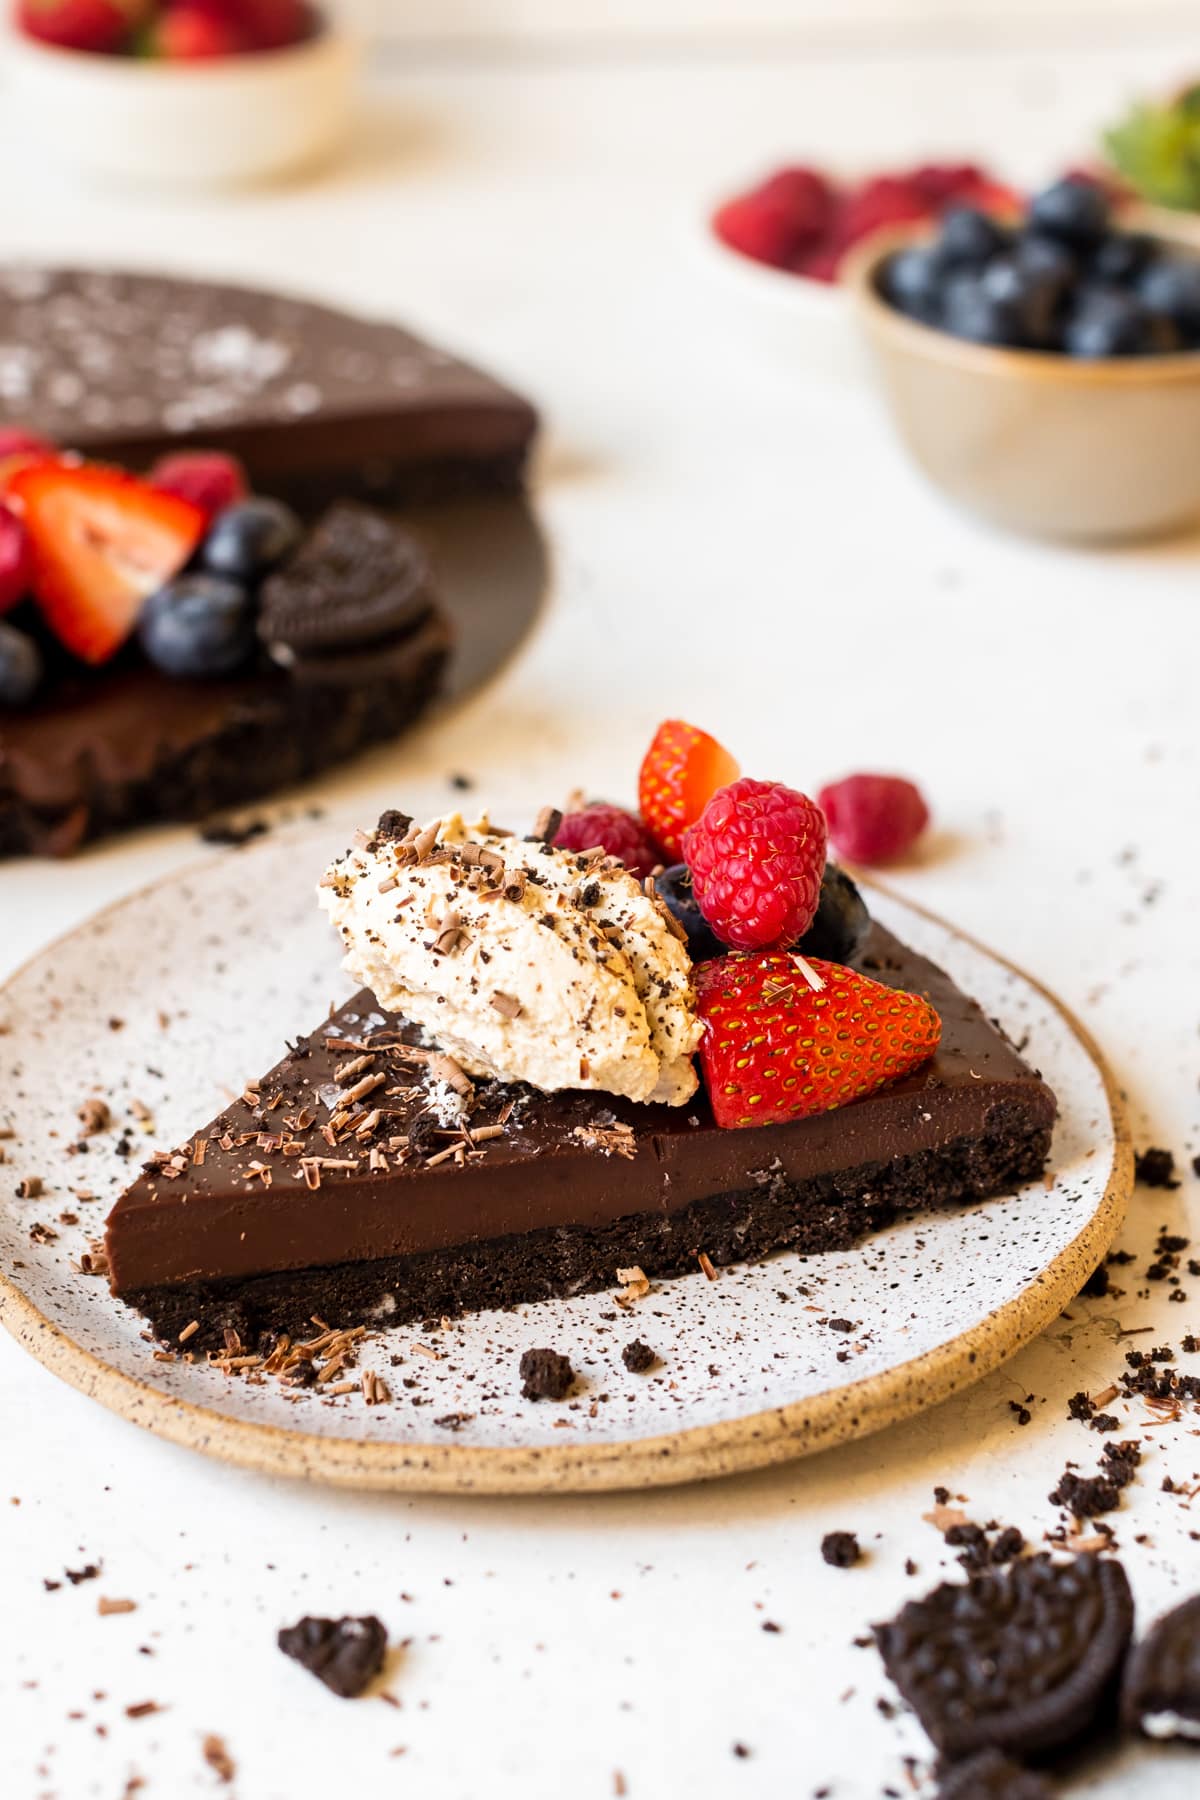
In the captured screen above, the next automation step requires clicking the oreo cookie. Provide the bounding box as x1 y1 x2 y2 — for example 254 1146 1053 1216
277 1613 387 1698
874 1554 1133 1762
259 501 435 657
1121 1592 1200 1743
936 1750 1054 1799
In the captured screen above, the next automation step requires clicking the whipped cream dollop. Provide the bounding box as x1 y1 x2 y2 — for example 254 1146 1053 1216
318 812 701 1105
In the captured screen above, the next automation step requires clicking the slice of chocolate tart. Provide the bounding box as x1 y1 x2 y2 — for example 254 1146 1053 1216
104 925 1056 1351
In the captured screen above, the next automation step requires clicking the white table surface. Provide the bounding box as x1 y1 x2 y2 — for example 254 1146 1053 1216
2 30 1200 1800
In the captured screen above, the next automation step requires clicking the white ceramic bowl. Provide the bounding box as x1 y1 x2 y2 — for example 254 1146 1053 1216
694 200 866 381
3 20 360 188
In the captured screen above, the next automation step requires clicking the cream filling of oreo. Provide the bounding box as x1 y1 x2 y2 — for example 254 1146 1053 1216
1140 1710 1200 1740
319 813 701 1105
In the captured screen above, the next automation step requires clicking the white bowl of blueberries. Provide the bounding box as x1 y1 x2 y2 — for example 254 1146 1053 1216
846 176 1200 542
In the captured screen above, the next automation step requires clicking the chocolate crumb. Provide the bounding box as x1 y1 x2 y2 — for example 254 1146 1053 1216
277 1615 387 1698
621 1339 657 1373
519 1347 575 1401
199 817 269 848
1134 1147 1180 1189
821 1531 861 1568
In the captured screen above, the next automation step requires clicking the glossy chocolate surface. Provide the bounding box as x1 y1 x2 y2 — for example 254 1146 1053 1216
0 266 537 500
105 927 1057 1295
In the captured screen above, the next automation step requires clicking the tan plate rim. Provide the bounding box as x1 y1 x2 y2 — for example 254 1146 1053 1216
0 875 1131 1494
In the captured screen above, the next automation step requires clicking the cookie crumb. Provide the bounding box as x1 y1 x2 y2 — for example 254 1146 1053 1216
519 1347 575 1401
821 1531 861 1569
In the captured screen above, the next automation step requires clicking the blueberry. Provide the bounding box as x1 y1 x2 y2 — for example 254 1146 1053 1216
1064 286 1161 358
1090 231 1156 285
941 270 1025 347
977 255 1060 345
936 206 1010 268
1028 177 1110 247
1137 257 1200 338
139 575 256 678
1015 231 1077 296
0 620 43 708
655 863 724 962
883 246 942 321
798 865 871 965
200 498 302 582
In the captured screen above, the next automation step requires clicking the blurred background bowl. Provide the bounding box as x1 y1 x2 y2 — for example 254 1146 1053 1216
3 17 360 189
846 220 1200 543
694 205 865 381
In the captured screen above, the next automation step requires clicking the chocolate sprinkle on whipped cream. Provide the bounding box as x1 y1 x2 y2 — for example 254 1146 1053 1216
318 813 702 1105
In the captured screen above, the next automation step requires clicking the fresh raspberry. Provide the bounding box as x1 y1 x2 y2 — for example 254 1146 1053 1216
792 244 843 283
0 504 33 614
683 778 826 953
712 167 834 270
149 451 248 522
554 804 662 881
833 176 930 253
237 0 313 50
16 0 138 53
694 952 942 1129
907 162 986 205
818 774 930 866
146 4 246 58
0 428 57 464
638 719 739 861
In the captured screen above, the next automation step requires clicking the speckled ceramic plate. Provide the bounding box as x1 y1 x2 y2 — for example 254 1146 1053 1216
0 820 1129 1493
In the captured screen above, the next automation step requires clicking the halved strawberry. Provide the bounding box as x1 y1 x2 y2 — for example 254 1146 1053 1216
10 463 205 665
694 952 942 1129
637 719 740 862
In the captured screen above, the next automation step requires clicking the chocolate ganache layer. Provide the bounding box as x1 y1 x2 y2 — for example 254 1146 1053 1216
105 926 1057 1347
0 267 538 509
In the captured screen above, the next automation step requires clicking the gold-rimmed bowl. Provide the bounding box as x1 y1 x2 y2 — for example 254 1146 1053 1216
845 220 1200 542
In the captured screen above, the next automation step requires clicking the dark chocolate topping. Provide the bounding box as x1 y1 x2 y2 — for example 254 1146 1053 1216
0 266 537 504
104 926 1056 1298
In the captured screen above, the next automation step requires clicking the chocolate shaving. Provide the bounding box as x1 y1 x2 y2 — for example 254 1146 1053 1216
490 991 522 1019
532 805 563 844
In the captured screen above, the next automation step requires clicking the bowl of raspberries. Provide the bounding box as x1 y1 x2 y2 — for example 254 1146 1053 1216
845 176 1200 542
702 159 1019 376
7 1 359 187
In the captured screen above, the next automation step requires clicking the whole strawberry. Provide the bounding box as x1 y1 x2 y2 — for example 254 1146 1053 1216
818 773 929 865
554 804 661 881
683 777 826 952
695 952 942 1129
638 719 739 862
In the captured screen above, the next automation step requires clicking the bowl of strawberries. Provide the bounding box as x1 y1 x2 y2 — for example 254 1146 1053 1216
6 1 360 187
701 160 1019 375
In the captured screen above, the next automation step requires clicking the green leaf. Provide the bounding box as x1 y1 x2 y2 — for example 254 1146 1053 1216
1103 93 1200 211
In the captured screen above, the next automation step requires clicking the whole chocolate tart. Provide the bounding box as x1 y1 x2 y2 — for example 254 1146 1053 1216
104 925 1057 1351
0 266 538 510
0 267 540 855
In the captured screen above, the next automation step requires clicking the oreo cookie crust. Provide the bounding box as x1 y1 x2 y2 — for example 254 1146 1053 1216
874 1555 1134 1762
936 1750 1054 1800
1121 1593 1200 1743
